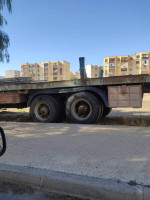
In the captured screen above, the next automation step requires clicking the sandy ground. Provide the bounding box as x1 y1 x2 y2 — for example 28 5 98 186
0 93 150 126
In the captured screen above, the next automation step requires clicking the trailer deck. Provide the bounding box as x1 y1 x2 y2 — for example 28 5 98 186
0 74 150 92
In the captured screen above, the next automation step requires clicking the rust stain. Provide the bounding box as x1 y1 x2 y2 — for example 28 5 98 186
0 91 26 104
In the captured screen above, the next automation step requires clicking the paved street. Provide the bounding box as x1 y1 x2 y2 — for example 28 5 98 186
0 122 150 186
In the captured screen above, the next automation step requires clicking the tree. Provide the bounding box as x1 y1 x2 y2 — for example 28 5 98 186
0 0 12 62
70 72 76 80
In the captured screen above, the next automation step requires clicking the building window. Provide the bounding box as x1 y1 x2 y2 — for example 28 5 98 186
60 68 62 75
44 63 48 67
142 65 147 69
109 63 115 67
142 54 149 58
121 68 127 71
136 55 140 58
142 60 148 64
53 77 57 81
136 61 139 64
95 74 97 77
109 58 115 62
105 59 108 62
121 58 128 62
53 67 58 75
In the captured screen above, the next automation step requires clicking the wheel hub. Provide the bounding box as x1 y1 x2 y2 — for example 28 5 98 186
78 105 88 115
72 99 91 119
35 102 51 121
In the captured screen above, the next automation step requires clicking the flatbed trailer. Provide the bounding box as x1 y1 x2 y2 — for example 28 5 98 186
0 73 150 124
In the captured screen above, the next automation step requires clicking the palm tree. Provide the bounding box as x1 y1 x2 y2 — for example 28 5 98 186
0 0 12 62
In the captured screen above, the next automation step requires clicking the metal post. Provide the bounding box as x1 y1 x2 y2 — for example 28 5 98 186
79 57 86 86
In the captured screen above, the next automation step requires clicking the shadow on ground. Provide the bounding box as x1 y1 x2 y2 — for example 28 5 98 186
0 109 150 126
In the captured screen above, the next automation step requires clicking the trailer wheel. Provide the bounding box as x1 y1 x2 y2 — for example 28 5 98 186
30 95 60 123
66 92 100 124
102 107 112 118
96 101 104 122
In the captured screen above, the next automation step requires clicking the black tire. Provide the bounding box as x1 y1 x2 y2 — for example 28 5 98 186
30 95 60 123
66 92 100 124
96 100 104 123
102 106 112 118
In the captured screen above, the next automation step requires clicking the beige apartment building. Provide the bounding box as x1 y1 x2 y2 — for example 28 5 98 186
39 61 70 81
20 63 42 81
20 61 70 81
103 52 150 77
5 70 20 78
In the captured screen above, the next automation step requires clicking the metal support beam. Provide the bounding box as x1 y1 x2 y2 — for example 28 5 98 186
79 57 86 86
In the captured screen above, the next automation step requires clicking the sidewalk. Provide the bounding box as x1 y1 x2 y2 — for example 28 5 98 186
0 122 150 199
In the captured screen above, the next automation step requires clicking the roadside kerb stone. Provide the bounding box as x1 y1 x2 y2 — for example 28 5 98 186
0 163 148 200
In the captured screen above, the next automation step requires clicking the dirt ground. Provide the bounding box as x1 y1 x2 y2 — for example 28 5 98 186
0 93 150 126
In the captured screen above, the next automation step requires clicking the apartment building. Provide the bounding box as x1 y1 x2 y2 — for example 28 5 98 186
20 61 70 81
40 61 70 81
70 71 80 80
20 63 43 81
135 52 150 74
5 70 20 78
103 52 150 77
85 65 103 78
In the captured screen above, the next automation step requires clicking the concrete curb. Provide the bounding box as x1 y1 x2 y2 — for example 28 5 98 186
0 163 149 200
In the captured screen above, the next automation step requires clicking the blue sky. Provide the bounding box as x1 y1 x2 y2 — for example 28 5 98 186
1 0 150 76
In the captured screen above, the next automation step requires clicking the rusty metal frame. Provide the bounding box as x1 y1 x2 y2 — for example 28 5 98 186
0 75 149 92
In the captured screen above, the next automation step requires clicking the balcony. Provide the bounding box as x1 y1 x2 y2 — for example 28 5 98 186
109 68 115 72
109 63 115 67
141 71 149 74
109 59 115 62
142 54 149 59
121 58 128 62
121 68 127 72
136 56 140 59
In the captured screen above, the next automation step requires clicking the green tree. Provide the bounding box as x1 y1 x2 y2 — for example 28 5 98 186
0 0 12 62
70 72 76 80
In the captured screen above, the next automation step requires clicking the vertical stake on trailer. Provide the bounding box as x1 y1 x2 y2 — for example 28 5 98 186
79 57 86 86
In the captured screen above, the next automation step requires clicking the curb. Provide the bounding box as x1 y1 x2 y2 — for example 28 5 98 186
0 163 149 200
